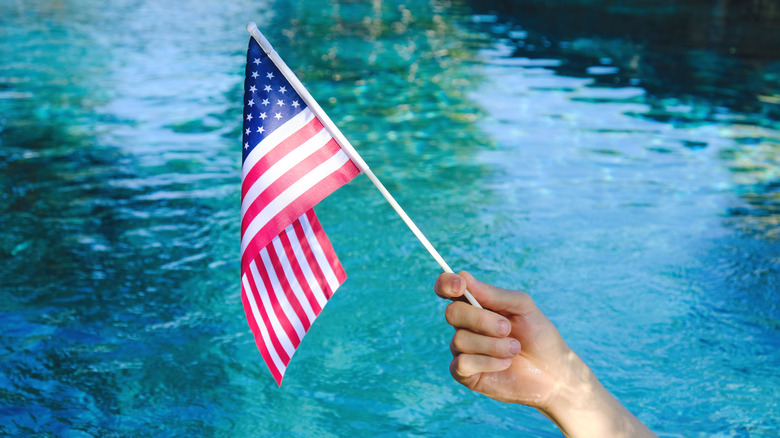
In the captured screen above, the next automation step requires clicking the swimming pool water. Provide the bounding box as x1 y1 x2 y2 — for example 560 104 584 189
0 0 777 436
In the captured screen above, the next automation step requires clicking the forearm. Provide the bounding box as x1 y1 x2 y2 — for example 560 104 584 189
539 351 656 438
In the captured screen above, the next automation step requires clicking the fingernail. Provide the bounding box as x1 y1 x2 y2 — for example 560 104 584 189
509 339 521 355
497 320 510 335
452 276 463 292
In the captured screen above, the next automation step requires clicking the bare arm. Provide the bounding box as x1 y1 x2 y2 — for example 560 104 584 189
434 271 656 438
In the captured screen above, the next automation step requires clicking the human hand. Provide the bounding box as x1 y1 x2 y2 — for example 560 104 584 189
434 271 657 437
434 271 574 408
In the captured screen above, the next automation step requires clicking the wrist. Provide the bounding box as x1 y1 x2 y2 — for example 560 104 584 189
538 349 601 420
538 350 644 438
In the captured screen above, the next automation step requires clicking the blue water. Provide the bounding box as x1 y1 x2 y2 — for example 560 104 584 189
1 0 778 436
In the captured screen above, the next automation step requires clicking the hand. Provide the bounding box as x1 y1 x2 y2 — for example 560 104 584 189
434 271 657 438
434 271 571 407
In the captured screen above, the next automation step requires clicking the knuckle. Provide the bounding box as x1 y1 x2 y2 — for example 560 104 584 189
444 301 464 325
449 339 458 357
515 290 538 314
453 354 471 377
451 330 468 350
449 357 463 379
444 303 457 324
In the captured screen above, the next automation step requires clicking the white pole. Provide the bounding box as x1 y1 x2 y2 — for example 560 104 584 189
246 23 481 309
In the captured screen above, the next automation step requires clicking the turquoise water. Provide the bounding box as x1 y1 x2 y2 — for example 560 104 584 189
1 0 778 436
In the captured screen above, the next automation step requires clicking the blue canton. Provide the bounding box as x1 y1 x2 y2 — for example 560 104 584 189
242 37 306 163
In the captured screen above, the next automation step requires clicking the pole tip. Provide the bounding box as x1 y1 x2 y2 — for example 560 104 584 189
245 22 273 55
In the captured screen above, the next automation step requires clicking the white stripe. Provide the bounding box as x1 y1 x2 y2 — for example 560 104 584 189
248 259 296 357
241 127 332 219
285 225 328 309
300 213 340 292
240 151 351 258
259 246 307 342
242 274 288 374
272 235 317 325
242 109 316 180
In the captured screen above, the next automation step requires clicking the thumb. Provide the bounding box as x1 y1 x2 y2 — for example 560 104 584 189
460 271 538 317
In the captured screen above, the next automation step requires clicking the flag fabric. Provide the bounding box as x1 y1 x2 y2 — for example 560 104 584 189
240 36 360 385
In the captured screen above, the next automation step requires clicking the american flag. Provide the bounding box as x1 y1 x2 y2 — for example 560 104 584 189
240 36 360 385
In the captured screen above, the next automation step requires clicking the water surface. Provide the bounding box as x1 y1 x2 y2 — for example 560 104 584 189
0 0 777 436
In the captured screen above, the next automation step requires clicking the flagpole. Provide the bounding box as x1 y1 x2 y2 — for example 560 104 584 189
247 22 482 309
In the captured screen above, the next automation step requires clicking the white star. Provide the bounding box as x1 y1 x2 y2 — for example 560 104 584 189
275 112 282 120
251 71 259 79
264 85 272 92
259 112 267 120
291 100 300 108
277 99 285 107
247 99 254 107
249 85 257 93
245 128 250 135
266 72 274 79
246 113 253 121
257 126 265 134
279 86 287 94
262 98 270 106
244 142 249 149
253 58 261 65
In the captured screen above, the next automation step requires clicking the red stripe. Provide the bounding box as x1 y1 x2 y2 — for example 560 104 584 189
240 281 264 341
241 117 324 200
240 159 360 271
243 265 291 365
252 255 302 347
241 287 283 385
266 240 313 330
305 209 348 285
278 227 323 315
241 138 345 236
292 218 333 299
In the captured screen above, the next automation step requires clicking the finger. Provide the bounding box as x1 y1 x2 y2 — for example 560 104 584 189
459 271 538 316
445 301 512 337
450 338 459 357
451 329 521 359
450 354 512 382
434 272 466 299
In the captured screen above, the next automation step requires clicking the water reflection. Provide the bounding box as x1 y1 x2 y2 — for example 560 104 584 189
264 0 499 273
466 0 780 239
0 0 517 435
1 0 778 435
272 1 489 173
462 2 779 435
469 0 780 114
0 0 252 434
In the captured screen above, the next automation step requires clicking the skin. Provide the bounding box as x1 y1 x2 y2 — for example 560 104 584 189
434 271 657 438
